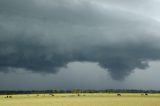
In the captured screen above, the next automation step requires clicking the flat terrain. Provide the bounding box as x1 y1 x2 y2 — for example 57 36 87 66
0 93 160 106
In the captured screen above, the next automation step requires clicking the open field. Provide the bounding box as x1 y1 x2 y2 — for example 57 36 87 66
0 93 160 106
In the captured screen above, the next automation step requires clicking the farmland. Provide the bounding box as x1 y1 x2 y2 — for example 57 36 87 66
0 93 160 106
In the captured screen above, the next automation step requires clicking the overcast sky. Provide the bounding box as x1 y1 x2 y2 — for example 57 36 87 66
0 0 160 90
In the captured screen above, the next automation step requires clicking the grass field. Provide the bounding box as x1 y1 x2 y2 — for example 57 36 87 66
0 93 160 106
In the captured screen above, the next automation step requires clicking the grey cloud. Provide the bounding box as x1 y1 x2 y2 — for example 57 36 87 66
0 0 160 80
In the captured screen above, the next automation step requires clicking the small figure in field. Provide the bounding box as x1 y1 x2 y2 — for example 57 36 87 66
77 93 80 96
49 94 54 96
145 93 148 96
5 96 12 98
4 96 8 98
117 94 121 96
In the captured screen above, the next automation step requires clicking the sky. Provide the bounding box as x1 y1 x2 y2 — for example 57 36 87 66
0 0 160 90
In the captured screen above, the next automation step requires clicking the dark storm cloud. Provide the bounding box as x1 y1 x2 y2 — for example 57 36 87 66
0 0 160 80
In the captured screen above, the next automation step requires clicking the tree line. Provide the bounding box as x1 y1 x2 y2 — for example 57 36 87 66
0 89 160 95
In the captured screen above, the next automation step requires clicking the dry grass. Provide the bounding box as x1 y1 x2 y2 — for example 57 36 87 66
0 93 160 106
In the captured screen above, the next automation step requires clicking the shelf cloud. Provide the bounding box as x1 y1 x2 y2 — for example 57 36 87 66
0 0 160 80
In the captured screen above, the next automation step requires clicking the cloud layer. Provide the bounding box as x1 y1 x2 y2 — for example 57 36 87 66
0 0 160 80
